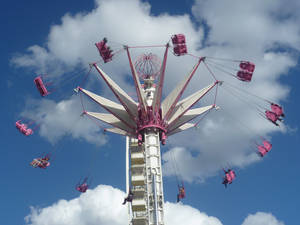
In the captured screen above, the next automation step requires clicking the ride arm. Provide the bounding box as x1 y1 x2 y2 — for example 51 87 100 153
166 81 218 128
105 127 134 137
125 47 148 116
152 44 169 113
167 104 216 133
167 123 195 136
84 111 135 135
161 57 203 121
92 63 138 121
79 87 136 129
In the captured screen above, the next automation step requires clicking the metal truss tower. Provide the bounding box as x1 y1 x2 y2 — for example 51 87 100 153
78 44 219 225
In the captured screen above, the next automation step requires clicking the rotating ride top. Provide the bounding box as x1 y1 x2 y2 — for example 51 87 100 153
16 33 286 225
76 34 222 225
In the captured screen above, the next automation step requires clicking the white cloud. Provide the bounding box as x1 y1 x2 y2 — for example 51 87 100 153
162 146 260 183
165 202 223 225
11 0 202 71
20 96 107 146
12 0 300 181
242 212 285 225
11 45 66 76
25 184 286 225
25 185 223 225
192 0 300 52
25 185 127 225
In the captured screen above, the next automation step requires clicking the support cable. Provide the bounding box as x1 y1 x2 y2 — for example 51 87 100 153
203 61 218 81
205 61 237 79
128 44 166 49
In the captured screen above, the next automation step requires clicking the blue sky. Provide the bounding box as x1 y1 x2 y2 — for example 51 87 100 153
1 0 300 225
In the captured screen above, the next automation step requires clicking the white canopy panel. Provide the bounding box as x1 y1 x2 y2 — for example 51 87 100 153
105 127 134 137
167 82 216 125
167 123 195 136
168 105 215 132
161 60 201 120
80 88 136 128
85 111 134 134
94 64 139 119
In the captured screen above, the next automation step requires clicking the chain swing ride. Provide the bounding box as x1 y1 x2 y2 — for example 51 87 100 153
16 33 285 225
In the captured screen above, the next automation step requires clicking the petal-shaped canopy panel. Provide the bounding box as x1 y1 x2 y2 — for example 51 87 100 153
167 105 215 132
85 111 135 134
166 82 217 125
94 64 138 120
80 88 136 129
105 127 134 137
167 123 195 136
161 59 202 120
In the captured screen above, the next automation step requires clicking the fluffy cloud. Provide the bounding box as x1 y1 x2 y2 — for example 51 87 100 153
25 185 285 225
11 0 202 72
20 96 107 146
165 202 223 225
242 212 285 225
25 185 223 225
192 0 300 52
12 0 300 181
162 146 260 183
25 185 127 225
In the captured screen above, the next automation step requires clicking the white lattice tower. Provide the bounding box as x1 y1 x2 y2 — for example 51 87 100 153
127 80 165 225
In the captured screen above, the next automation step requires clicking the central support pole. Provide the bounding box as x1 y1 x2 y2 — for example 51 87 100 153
129 77 165 225
128 131 164 225
145 130 164 225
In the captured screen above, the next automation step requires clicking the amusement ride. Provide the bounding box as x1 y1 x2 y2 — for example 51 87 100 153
16 34 285 225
